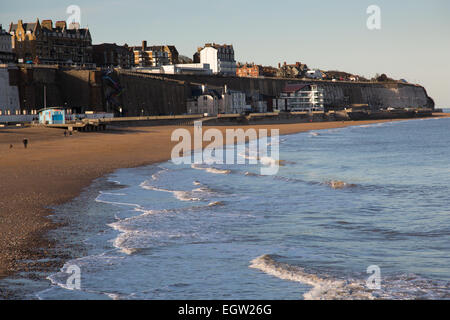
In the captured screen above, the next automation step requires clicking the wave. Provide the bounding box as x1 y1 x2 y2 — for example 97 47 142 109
95 195 142 208
250 254 374 300
191 164 231 175
140 181 202 202
250 255 450 300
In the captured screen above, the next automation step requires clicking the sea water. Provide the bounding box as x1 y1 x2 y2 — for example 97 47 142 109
2 117 450 300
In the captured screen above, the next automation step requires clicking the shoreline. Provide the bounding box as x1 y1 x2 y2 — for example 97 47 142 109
1 115 449 288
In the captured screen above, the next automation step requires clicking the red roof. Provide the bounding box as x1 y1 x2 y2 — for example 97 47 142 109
282 84 311 93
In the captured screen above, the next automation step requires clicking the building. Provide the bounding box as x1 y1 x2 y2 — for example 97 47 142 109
0 25 14 63
198 43 236 76
135 63 212 75
261 66 278 78
277 62 308 78
9 19 93 66
39 108 65 124
247 93 269 113
93 43 134 69
236 63 279 78
131 41 169 67
236 63 261 78
187 85 247 115
220 86 247 114
305 69 326 79
146 45 179 64
187 86 221 115
274 84 324 112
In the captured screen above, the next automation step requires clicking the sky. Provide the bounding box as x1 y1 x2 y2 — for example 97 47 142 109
1 0 449 107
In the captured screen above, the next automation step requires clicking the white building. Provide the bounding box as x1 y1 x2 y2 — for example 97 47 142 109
0 64 20 115
305 69 325 79
253 101 268 113
187 94 220 115
220 86 247 114
199 43 236 76
187 85 248 115
136 63 212 75
274 84 324 112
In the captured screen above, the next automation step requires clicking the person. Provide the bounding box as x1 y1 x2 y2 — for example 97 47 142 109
23 138 28 149
64 130 67 137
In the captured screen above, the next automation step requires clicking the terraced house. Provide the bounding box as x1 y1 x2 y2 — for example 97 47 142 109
8 19 93 66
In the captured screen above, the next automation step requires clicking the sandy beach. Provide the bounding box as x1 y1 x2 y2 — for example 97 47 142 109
0 115 448 281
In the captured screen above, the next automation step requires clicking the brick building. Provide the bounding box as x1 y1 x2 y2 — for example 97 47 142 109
146 45 179 64
9 19 93 66
236 63 279 78
131 41 170 67
236 63 261 77
0 24 14 63
93 43 134 69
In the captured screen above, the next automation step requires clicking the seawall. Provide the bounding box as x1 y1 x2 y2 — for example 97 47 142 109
6 66 434 116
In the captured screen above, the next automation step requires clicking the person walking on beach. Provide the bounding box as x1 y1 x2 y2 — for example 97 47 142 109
23 138 28 149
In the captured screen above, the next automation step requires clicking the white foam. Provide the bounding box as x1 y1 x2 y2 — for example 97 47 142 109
95 194 142 208
140 181 201 202
191 164 231 175
250 255 375 300
250 255 450 300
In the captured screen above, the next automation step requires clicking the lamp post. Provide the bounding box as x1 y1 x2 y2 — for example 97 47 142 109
43 85 47 109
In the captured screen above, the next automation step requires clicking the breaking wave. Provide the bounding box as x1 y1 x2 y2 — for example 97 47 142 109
250 255 450 300
191 164 231 175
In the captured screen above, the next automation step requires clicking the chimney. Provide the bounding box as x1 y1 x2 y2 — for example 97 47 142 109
142 40 147 51
42 20 53 30
68 22 80 30
55 21 67 29
278 63 281 68
284 61 287 66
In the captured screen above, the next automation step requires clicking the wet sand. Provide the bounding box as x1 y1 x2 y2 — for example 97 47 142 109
1 115 449 281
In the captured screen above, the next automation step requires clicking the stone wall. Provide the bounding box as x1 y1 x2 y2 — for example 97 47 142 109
9 67 434 117
0 65 20 114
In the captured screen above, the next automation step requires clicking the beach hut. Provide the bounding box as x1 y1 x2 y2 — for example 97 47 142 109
39 108 66 125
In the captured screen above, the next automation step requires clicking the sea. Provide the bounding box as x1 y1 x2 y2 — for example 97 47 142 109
1 116 450 300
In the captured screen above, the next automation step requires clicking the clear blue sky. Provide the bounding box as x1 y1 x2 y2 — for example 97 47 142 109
1 0 449 107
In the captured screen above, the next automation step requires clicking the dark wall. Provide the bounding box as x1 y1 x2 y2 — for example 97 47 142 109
12 67 434 115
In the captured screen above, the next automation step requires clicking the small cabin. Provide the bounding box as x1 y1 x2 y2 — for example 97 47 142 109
39 108 66 125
